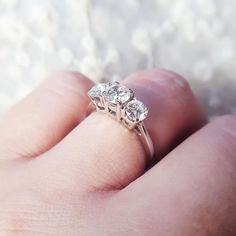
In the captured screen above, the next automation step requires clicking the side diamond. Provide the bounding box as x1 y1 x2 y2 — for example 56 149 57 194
125 99 148 123
88 83 108 100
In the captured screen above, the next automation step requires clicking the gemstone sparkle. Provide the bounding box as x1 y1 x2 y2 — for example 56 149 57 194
88 83 108 100
125 99 148 123
104 83 133 105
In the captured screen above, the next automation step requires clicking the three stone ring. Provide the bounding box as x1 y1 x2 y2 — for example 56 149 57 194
88 81 154 160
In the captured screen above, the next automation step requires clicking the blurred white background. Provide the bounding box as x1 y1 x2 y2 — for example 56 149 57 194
0 0 236 117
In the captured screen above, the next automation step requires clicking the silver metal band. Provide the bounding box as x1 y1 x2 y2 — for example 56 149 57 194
88 81 154 160
135 123 154 159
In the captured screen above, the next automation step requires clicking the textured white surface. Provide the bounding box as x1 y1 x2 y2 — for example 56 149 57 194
0 0 236 117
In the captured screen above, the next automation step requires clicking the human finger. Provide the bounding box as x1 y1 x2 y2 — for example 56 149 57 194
0 71 94 161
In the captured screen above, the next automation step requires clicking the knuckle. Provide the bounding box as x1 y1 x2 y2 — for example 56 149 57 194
132 68 191 96
210 115 236 145
211 115 236 136
156 69 190 94
43 70 94 100
46 70 94 93
127 69 195 111
209 115 236 163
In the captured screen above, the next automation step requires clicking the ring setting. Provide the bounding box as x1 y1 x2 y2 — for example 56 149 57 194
88 81 154 159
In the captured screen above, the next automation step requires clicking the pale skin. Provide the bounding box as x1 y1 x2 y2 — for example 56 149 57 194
0 69 236 236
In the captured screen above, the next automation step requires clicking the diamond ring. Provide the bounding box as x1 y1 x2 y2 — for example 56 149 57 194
88 81 154 160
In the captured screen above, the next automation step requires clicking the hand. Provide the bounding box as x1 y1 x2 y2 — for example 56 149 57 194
0 69 235 236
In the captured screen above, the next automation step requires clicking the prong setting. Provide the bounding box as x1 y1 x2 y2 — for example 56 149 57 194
88 81 148 127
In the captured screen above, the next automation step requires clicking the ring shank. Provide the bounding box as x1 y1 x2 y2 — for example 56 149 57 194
135 122 154 160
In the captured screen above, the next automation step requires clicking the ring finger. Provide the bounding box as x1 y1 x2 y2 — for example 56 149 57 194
38 69 207 192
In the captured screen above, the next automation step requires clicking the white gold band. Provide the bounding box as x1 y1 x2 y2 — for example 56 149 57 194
88 81 154 160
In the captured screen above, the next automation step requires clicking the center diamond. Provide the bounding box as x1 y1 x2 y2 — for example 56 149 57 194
104 82 133 105
125 99 148 123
